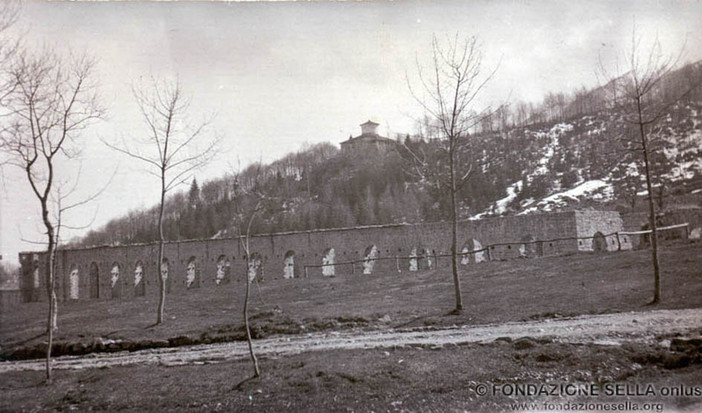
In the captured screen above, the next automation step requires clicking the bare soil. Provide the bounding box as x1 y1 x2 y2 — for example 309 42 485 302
1 331 700 412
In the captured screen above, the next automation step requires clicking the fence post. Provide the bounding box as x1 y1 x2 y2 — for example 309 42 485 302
396 256 400 273
304 266 309 279
616 233 621 251
486 246 492 261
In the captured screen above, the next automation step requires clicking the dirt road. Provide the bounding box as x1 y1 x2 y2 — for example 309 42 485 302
1 308 700 374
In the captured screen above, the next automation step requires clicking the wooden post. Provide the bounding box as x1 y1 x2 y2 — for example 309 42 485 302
304 266 309 279
486 246 492 261
615 233 621 251
396 256 400 273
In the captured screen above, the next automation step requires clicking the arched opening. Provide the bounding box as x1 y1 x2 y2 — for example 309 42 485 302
110 262 121 299
248 253 263 282
69 266 79 300
134 261 145 297
461 244 470 265
593 232 607 253
425 247 434 269
216 255 231 285
461 239 486 264
322 248 335 277
519 235 537 258
161 258 171 294
186 256 199 288
362 245 378 275
409 247 419 271
32 255 40 290
283 250 295 279
89 262 99 299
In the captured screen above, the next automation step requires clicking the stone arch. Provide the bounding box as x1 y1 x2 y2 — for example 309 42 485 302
134 261 145 297
519 235 537 258
89 262 99 299
322 247 335 277
216 255 231 285
461 239 486 264
283 250 295 279
186 256 199 288
593 232 607 253
362 245 378 275
68 266 79 300
248 253 263 282
110 262 121 299
409 247 426 271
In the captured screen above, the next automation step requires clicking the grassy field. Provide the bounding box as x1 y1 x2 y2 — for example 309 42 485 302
1 241 701 354
1 242 701 412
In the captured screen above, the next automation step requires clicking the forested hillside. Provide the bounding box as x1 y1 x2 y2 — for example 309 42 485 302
74 61 702 247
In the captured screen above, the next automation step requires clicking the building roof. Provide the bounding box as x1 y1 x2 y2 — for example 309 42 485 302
339 133 397 146
360 120 379 127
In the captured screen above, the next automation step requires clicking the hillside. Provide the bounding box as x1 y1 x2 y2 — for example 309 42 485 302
74 62 702 248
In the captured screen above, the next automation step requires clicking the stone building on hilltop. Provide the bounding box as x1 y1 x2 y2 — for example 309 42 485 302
339 120 398 155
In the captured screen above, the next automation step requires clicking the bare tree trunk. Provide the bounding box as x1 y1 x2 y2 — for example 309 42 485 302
43 205 56 383
243 256 260 377
156 182 166 325
449 143 463 313
638 112 661 304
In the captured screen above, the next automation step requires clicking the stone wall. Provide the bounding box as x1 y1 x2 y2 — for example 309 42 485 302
574 210 630 252
19 210 627 303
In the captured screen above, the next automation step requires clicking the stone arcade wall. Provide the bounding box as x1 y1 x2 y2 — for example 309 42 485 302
18 210 626 303
574 210 631 252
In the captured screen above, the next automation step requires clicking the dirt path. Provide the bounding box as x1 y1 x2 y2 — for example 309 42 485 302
1 308 700 374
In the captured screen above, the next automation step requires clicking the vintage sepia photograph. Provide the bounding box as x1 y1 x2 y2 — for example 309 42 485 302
1 0 701 411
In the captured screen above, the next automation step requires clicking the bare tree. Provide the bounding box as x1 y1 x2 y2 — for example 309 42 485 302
407 34 499 313
0 49 103 383
599 26 700 304
104 78 220 325
238 200 263 379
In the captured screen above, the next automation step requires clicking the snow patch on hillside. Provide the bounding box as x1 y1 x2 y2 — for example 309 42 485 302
520 179 613 214
533 123 573 176
473 181 522 219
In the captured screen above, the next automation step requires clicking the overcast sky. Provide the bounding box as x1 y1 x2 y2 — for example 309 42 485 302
1 0 701 266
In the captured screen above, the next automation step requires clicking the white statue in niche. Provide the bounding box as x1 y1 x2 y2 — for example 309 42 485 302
134 264 143 287
110 265 120 289
186 260 196 288
322 248 335 276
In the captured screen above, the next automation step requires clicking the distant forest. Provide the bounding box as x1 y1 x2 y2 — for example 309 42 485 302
74 61 702 248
